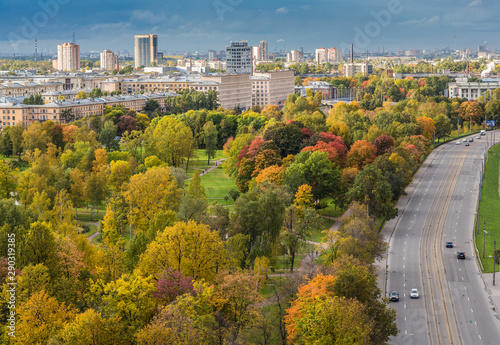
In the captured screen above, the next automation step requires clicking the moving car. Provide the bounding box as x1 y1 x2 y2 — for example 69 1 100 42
481 130 486 135
463 138 468 142
465 142 470 146
410 288 419 299
456 141 461 145
477 136 481 139
457 252 466 259
389 291 399 302
469 138 474 142
446 241 454 248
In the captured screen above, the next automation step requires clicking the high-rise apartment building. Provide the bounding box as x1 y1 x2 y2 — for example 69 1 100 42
208 50 217 60
226 41 252 75
252 46 261 61
100 50 116 70
134 34 158 68
288 49 304 63
344 62 373 77
260 40 268 60
315 48 328 64
57 42 80 71
328 47 342 62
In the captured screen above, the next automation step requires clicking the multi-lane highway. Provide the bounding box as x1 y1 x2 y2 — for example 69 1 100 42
385 133 500 344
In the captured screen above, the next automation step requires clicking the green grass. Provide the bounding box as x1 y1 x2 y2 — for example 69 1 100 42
476 143 500 273
308 217 335 243
76 211 105 222
316 198 345 218
77 222 98 237
185 149 225 178
186 166 238 205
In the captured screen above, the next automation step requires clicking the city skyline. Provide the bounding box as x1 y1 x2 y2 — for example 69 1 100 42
1 0 500 55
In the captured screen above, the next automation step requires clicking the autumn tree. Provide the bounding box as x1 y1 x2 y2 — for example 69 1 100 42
373 134 395 156
122 166 182 232
108 160 132 192
137 220 227 281
153 268 195 304
145 116 195 167
0 159 17 199
15 290 76 345
416 116 436 140
459 100 484 130
347 139 377 169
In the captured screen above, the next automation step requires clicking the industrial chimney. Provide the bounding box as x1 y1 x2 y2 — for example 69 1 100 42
351 44 354 63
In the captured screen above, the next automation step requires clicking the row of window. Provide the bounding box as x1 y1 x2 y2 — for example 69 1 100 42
2 116 15 120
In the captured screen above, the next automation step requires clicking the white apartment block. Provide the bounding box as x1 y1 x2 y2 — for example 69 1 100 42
315 48 328 65
57 43 80 72
100 50 116 70
344 62 373 77
226 41 253 75
288 50 304 63
251 70 295 108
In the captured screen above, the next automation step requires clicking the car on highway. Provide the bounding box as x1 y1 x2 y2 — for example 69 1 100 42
446 241 454 248
463 138 467 142
465 142 470 146
410 288 419 299
389 291 399 302
477 136 481 139
469 138 474 142
457 252 466 259
456 141 461 145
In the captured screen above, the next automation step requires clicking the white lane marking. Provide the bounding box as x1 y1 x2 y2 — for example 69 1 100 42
468 297 470 301
465 287 467 290
459 268 461 271
404 304 407 309
479 335 481 340
405 330 408 335
471 309 473 313
405 317 407 321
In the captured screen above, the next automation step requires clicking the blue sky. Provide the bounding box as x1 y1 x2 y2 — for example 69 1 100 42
0 0 499 56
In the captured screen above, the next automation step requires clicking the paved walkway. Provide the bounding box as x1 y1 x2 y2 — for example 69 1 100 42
188 158 227 180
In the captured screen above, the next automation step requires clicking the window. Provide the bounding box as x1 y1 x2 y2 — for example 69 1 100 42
12 116 15 121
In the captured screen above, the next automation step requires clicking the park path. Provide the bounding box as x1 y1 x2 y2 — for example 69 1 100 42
187 158 227 180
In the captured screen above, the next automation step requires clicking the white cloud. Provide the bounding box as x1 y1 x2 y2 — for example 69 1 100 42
130 10 164 23
89 22 130 31
468 0 482 7
276 7 289 14
399 16 440 26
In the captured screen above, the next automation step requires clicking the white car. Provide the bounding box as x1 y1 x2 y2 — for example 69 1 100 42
410 288 419 299
463 138 467 142
456 141 461 145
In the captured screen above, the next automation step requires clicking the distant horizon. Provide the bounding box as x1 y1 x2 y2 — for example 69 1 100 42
1 0 499 56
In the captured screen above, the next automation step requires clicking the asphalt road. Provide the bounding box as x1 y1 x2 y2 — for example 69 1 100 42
387 132 500 345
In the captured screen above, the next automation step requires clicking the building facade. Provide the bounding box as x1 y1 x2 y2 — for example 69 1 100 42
448 78 500 101
315 48 328 64
260 40 268 60
344 62 373 77
295 81 337 99
251 70 295 108
0 92 176 130
57 43 80 71
226 41 252 75
100 50 116 70
328 47 342 62
134 34 158 68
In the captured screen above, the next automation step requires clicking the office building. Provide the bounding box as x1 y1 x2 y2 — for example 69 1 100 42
157 52 164 64
134 34 158 68
226 41 252 75
449 77 500 101
260 40 268 60
208 50 216 60
57 42 80 71
315 48 328 64
100 50 116 70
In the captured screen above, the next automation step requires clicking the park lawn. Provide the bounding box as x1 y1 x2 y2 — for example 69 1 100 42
308 217 335 243
476 143 500 273
186 149 225 178
197 166 238 204
77 222 98 237
76 211 105 222
317 198 345 218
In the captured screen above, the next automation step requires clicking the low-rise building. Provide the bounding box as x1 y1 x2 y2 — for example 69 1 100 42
448 77 500 100
0 92 177 130
295 81 337 99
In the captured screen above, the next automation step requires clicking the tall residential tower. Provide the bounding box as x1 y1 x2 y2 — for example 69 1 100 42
134 34 158 68
226 41 252 75
57 42 80 71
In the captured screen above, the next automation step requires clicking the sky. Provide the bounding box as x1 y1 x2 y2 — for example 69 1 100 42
0 0 499 56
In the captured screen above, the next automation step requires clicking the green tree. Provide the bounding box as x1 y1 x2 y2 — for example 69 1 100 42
0 160 17 199
203 121 218 164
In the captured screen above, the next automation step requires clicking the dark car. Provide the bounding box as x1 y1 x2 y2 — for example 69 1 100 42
389 291 399 302
446 242 454 248
465 142 470 146
457 252 466 259
469 138 474 142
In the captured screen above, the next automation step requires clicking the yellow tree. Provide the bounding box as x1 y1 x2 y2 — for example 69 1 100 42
15 290 76 345
293 184 314 215
56 309 122 345
108 160 132 192
188 169 205 199
122 166 182 231
255 165 286 185
0 160 17 199
51 189 78 237
137 220 227 281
